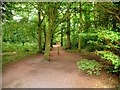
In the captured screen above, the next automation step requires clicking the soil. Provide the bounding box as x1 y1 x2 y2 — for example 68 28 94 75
2 45 119 88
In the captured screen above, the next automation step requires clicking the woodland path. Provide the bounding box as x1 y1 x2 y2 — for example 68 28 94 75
2 45 118 88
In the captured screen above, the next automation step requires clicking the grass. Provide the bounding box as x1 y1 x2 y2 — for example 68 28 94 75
2 42 38 70
66 49 90 55
66 49 78 53
2 52 37 72
2 52 36 69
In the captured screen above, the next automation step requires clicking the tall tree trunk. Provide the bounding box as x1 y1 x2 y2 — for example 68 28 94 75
66 9 71 49
43 22 46 51
67 33 70 49
44 29 51 60
78 2 82 52
44 3 71 60
38 8 42 53
44 4 52 61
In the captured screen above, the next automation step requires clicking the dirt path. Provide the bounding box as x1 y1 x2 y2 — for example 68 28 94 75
2 45 119 88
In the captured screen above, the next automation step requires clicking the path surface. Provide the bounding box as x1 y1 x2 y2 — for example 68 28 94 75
2 45 118 88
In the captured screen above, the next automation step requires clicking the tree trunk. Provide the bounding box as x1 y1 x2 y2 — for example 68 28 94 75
44 4 52 61
78 2 82 52
44 30 51 60
67 33 70 49
50 33 53 48
43 22 46 51
61 27 63 46
66 9 71 49
38 10 42 53
44 3 71 60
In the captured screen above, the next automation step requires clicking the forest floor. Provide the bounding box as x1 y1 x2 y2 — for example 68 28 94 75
2 45 119 88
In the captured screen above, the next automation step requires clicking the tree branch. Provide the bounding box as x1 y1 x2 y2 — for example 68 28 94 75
52 2 78 32
98 3 120 21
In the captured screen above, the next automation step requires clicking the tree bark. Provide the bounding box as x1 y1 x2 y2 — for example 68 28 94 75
61 27 63 46
44 30 51 60
50 33 53 48
66 8 71 49
43 22 46 51
44 3 52 61
38 7 42 53
44 3 72 60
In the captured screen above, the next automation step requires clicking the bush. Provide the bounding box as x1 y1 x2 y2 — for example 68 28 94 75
77 59 103 76
2 52 34 67
2 42 38 67
96 51 120 73
2 42 38 52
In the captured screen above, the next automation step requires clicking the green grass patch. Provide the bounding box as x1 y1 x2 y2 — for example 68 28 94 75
66 49 78 53
2 42 38 70
2 52 35 67
66 49 90 55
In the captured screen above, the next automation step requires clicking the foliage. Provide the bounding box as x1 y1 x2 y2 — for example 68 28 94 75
70 35 78 49
2 52 34 68
2 2 39 67
2 42 38 67
80 27 120 54
96 51 120 73
77 59 103 76
2 20 38 44
2 42 38 52
79 27 120 74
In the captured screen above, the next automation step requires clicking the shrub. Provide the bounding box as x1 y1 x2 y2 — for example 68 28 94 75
96 51 120 73
2 42 38 52
77 59 103 76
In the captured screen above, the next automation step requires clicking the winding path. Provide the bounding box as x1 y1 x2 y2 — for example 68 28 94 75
2 45 118 88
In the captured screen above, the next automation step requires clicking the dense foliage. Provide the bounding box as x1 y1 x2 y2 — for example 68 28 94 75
77 59 103 76
96 51 120 73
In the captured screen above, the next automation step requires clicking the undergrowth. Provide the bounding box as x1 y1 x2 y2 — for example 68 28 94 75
77 59 103 76
2 42 38 69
